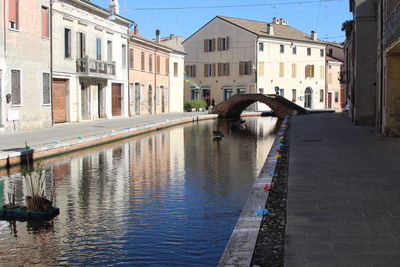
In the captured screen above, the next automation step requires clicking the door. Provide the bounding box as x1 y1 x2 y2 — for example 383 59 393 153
328 93 332 109
81 83 90 120
135 83 141 115
52 80 67 123
304 88 312 109
112 83 122 116
161 86 165 113
148 85 152 114
98 84 104 118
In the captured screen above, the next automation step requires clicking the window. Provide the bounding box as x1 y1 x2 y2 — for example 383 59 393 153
218 37 229 51
149 54 153 72
41 6 49 38
218 63 229 76
65 28 71 58
141 51 145 71
11 69 21 105
239 61 251 75
307 47 311 56
292 46 297 54
43 73 50 105
259 88 264 94
107 40 113 62
191 89 200 99
96 37 102 60
204 38 216 52
259 42 264 51
166 58 169 75
279 89 284 97
9 0 18 30
279 62 284 77
204 63 215 77
156 56 161 74
129 48 134 69
77 32 86 58
320 89 324 102
291 63 297 78
258 62 264 76
320 49 324 57
335 92 339 102
122 44 126 69
224 88 233 100
292 89 297 102
320 66 325 79
174 62 178 77
237 88 246 94
305 64 315 78
185 65 196 77
328 48 333 55
280 45 284 53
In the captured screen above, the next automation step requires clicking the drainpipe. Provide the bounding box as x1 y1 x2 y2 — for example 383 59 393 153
50 0 54 125
154 49 157 114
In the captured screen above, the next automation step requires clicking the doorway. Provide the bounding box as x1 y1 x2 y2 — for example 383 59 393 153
52 79 68 123
112 83 122 116
135 83 141 115
81 83 90 120
161 86 165 113
148 85 153 114
328 92 332 109
98 83 105 118
304 87 312 108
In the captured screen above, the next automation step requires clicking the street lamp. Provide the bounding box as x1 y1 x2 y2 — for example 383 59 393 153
108 0 116 21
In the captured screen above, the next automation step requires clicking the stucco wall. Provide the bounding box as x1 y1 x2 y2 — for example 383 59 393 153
0 0 51 132
169 53 184 112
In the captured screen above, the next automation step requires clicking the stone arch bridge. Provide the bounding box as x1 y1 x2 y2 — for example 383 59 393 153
211 94 307 119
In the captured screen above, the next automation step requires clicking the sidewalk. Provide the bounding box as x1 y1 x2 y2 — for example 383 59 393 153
0 112 213 168
285 113 400 266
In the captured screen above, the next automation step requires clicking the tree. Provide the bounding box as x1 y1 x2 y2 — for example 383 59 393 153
341 20 353 39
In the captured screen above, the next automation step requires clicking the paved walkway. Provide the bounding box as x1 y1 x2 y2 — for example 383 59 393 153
0 112 207 152
285 113 400 266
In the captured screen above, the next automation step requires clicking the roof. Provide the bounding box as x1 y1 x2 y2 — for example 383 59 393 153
217 16 326 44
327 55 343 63
129 33 173 52
160 36 186 54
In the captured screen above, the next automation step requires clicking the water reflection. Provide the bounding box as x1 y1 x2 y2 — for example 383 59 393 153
0 117 277 266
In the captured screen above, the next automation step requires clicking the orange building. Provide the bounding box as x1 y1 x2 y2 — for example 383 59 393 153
128 29 172 116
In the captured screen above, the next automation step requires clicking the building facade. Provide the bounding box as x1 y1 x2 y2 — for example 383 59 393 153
128 31 171 116
0 0 52 132
325 43 345 111
52 0 133 124
183 16 326 110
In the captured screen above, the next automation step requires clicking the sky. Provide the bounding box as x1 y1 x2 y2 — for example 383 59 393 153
93 0 352 44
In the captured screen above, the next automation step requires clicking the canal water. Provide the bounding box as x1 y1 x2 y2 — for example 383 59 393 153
0 117 277 266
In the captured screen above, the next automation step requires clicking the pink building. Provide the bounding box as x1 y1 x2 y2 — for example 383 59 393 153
325 43 345 111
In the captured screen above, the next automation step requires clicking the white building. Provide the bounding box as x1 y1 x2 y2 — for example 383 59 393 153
183 16 327 110
52 0 133 124
160 36 186 113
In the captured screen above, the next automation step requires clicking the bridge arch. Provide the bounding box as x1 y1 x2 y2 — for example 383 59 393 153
211 94 307 119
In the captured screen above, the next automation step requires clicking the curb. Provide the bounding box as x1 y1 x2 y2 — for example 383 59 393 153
218 116 290 266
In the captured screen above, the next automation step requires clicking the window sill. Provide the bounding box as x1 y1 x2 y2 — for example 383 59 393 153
43 104 51 106
8 27 19 32
11 104 22 107
42 36 50 40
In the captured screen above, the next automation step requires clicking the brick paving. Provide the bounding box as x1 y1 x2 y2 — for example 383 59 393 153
285 113 400 266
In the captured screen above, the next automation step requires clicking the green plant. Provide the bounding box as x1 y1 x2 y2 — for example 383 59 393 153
184 99 207 110
22 165 52 211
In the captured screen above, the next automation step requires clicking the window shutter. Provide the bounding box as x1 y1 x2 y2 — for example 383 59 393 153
193 65 196 77
248 61 252 75
226 37 229 50
43 73 50 104
305 65 309 78
259 62 264 75
166 58 169 75
9 0 17 23
225 63 230 76
292 63 296 78
279 63 284 77
41 7 49 38
217 38 222 51
311 65 315 77
129 49 134 68
11 70 21 105
204 64 208 77
212 38 216 51
212 63 216 76
239 62 243 75
204 39 208 52
217 63 221 76
185 65 189 76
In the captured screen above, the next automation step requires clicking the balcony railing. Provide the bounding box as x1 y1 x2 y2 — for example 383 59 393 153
76 56 116 77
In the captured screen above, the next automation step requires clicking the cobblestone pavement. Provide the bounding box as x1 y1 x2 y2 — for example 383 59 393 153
285 113 400 266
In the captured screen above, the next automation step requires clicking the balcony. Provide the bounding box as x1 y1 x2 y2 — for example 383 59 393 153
76 56 116 77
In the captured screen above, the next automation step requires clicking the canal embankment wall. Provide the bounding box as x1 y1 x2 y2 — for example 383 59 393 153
219 116 289 266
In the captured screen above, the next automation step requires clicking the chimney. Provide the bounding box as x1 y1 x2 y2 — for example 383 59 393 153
156 29 161 43
266 23 274 35
280 18 288 25
134 24 139 35
272 17 280 24
170 34 174 40
311 30 317 41
109 0 119 15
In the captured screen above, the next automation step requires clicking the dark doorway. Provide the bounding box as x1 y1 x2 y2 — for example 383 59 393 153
305 87 312 108
112 83 122 116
